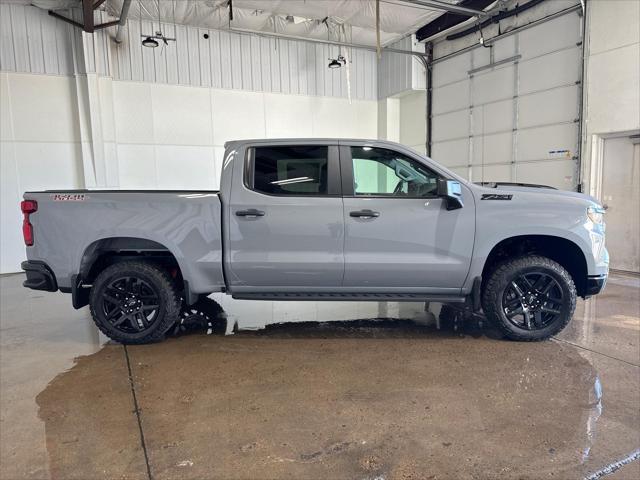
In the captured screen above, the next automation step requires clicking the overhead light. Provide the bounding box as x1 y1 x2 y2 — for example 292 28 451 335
328 54 348 69
142 36 159 48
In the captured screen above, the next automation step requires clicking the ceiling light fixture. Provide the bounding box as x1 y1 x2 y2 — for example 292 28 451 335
328 54 347 69
142 36 159 48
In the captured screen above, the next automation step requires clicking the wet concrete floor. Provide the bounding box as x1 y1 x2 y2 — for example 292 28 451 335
0 273 638 479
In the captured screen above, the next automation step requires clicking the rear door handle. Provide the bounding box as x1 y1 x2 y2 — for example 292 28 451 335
349 209 380 219
236 209 265 217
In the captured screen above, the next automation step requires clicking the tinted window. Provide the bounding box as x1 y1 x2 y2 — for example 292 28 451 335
252 146 329 195
351 147 439 197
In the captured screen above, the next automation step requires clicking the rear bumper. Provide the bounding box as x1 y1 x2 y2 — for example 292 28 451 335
21 260 58 292
585 274 607 296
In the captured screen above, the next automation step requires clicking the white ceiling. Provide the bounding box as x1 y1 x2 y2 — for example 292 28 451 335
28 0 462 47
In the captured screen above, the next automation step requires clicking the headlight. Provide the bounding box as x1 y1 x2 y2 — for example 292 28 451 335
587 205 605 224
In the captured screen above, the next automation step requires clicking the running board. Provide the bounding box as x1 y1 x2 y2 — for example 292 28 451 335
232 292 466 302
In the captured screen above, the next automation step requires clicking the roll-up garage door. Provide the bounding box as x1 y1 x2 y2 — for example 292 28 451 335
430 8 583 190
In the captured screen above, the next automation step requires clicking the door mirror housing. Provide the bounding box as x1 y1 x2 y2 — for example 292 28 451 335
437 179 464 210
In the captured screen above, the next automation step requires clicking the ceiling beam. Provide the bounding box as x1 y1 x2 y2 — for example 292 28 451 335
389 0 488 17
415 0 496 41
49 0 126 34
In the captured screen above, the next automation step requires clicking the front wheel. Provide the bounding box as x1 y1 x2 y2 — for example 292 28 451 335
89 261 181 344
482 255 577 341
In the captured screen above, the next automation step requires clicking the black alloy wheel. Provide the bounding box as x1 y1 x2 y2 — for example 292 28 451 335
502 271 564 331
100 276 161 334
89 261 180 344
482 255 577 341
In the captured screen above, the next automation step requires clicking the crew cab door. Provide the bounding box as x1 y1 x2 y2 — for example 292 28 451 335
340 144 475 291
226 143 344 289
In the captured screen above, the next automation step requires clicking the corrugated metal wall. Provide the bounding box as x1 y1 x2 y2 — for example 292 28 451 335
377 36 413 99
0 3 378 101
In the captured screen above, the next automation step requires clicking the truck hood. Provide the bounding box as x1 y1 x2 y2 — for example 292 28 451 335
474 183 602 206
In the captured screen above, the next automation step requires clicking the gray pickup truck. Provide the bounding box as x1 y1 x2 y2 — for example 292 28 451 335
21 139 609 344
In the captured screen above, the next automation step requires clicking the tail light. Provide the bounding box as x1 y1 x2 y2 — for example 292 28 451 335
21 200 37 246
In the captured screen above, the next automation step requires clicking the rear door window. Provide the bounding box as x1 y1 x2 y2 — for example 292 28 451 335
250 146 330 196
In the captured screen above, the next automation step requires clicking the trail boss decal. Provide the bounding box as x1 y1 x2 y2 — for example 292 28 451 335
481 194 513 200
51 194 86 201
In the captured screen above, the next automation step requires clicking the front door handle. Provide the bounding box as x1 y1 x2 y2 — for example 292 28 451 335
236 209 265 217
350 209 380 219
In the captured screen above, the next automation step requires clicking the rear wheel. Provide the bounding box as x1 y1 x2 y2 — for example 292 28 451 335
89 261 180 344
482 255 576 341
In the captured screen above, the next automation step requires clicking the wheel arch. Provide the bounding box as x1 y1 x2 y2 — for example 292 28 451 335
74 236 196 309
481 235 589 297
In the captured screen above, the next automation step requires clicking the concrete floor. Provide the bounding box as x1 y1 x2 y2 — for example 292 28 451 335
1 273 639 480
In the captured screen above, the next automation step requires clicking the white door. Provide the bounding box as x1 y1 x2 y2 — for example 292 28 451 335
430 9 582 190
601 136 640 273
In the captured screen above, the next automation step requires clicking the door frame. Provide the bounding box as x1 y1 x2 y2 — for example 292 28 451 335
588 129 640 200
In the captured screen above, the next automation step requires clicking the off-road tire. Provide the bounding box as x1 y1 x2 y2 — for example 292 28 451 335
482 255 576 341
89 261 181 344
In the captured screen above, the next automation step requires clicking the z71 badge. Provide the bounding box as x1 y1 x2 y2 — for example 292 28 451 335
51 193 86 201
481 194 513 200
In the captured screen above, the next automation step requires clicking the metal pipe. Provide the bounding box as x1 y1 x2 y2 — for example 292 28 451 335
114 0 132 44
228 26 428 59
425 41 433 156
386 0 487 17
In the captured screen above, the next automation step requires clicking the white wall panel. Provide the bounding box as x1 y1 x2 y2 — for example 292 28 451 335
399 91 426 150
263 92 314 138
432 79 469 115
0 73 13 141
9 74 80 143
518 85 579 128
151 84 213 146
516 159 575 189
0 142 22 274
518 12 580 60
479 100 513 134
432 109 468 142
471 66 515 105
211 89 266 145
474 132 512 165
432 52 470 87
517 123 578 162
14 142 83 192
519 47 580 94
112 81 154 144
477 163 512 184
432 139 469 167
155 145 217 190
116 144 157 188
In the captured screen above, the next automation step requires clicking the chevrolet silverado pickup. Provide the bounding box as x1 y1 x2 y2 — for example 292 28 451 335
21 139 609 343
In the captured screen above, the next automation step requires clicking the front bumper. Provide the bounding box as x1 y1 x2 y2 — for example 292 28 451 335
585 274 607 296
21 260 58 292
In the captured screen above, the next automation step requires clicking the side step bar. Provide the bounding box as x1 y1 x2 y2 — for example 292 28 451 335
232 292 467 303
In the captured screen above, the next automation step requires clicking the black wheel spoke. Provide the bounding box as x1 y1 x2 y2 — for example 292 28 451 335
112 312 130 327
503 270 565 331
511 281 525 298
533 310 544 328
100 274 161 335
541 306 560 315
505 306 524 318
102 293 121 306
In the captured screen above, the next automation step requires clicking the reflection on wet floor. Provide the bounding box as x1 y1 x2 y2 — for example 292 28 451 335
1 273 639 480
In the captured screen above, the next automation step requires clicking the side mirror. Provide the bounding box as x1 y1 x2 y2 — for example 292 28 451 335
437 179 464 210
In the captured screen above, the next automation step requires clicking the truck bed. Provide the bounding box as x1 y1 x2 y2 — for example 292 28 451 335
23 190 225 295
